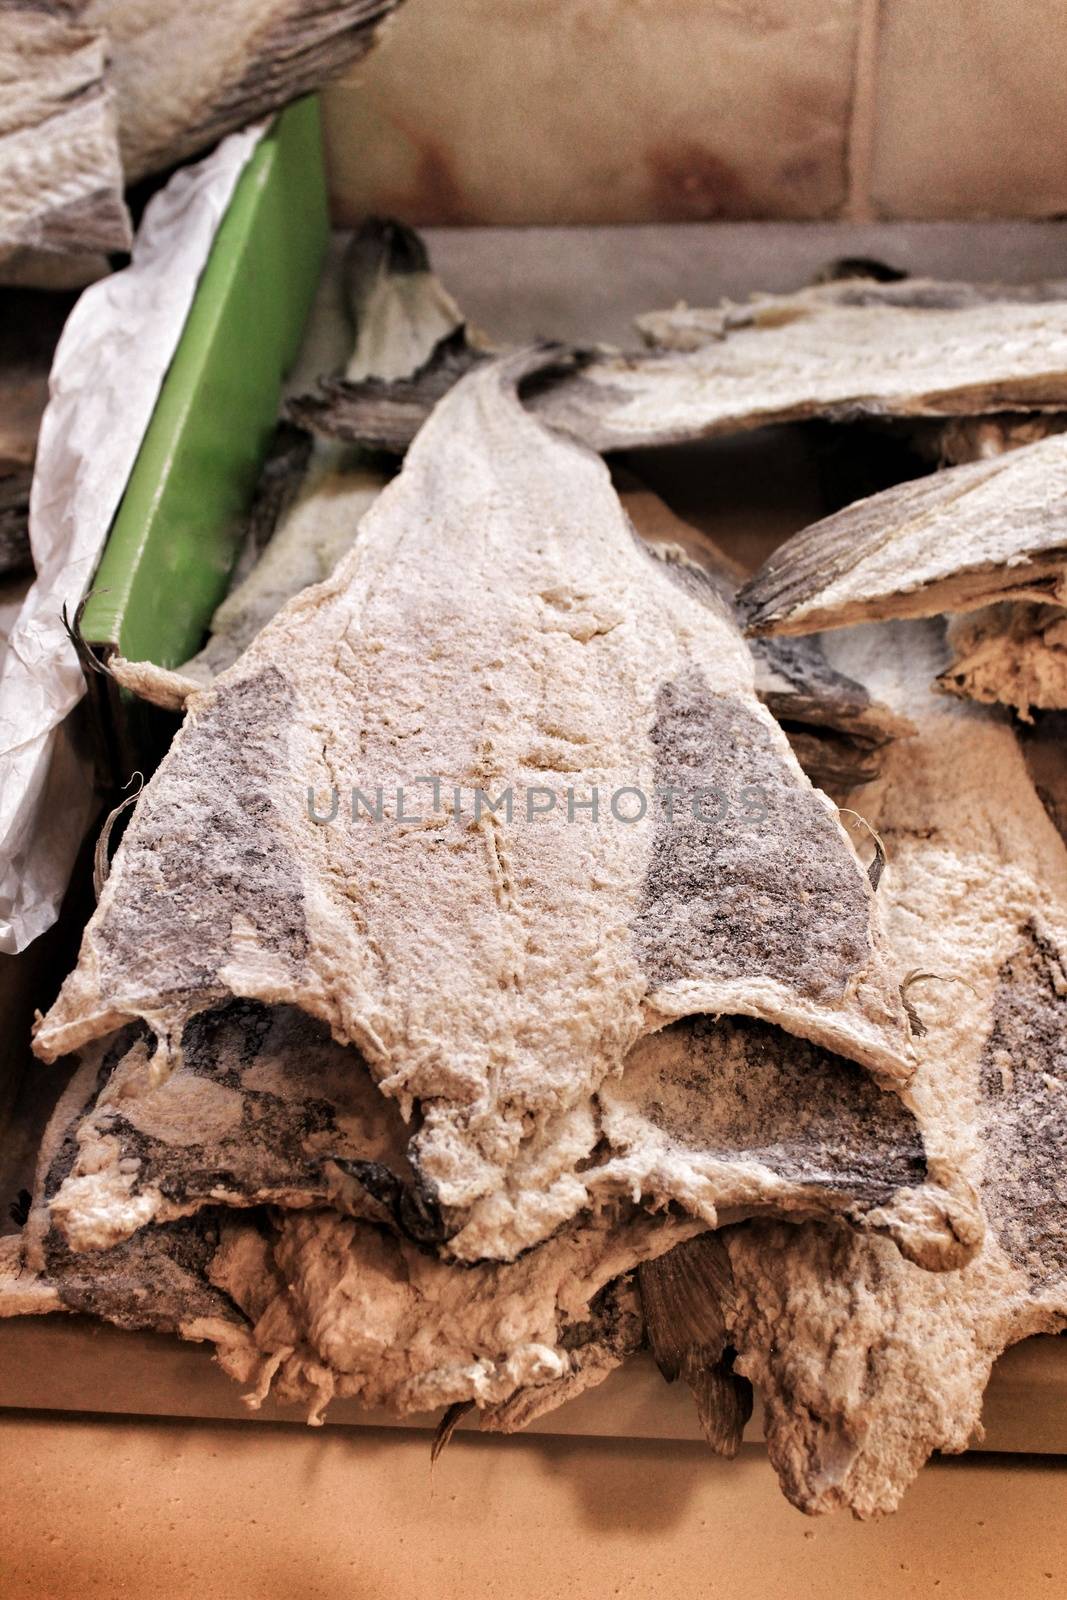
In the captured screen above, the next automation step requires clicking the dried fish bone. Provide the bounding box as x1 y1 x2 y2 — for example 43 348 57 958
720 621 1067 1516
738 433 1067 638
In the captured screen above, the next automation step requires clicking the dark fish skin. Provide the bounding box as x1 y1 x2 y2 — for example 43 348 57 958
639 1233 753 1458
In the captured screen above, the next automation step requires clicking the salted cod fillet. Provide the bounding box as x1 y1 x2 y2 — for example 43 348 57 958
633 275 1067 350
38 990 976 1272
86 0 403 185
7 972 978 1427
738 432 1067 638
3 1024 700 1423
133 472 912 798
211 1053 959 1436
290 278 1067 456
36 347 916 1266
2 1028 258 1371
719 619 1067 1517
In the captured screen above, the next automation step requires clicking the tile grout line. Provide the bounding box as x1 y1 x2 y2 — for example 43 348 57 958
844 0 882 221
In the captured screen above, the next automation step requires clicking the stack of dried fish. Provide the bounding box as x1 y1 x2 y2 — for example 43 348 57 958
1 1 406 284
3 243 1066 1521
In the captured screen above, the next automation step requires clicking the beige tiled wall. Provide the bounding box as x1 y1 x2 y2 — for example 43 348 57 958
323 0 863 225
869 0 1067 219
322 0 1067 224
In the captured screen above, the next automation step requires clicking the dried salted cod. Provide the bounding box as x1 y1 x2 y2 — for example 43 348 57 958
2 1206 252 1363
622 482 912 798
719 620 1067 1517
183 988 980 1425
16 957 979 1425
287 327 486 455
747 642 907 801
284 218 483 464
206 1204 702 1425
633 275 1067 351
475 1271 645 1436
6 1015 702 1425
586 1015 976 1272
294 279 1067 456
738 433 1067 638
37 348 915 1263
38 1001 427 1253
198 985 979 1427
176 219 461 688
224 1029 975 1430
937 603 1067 720
566 275 1067 449
0 2 131 274
39 990 977 1274
178 463 385 688
338 215 465 385
84 0 403 183
2 1030 259 1373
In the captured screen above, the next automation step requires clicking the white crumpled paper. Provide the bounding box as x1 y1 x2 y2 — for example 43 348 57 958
0 123 266 953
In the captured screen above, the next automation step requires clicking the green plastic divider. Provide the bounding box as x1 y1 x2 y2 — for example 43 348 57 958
81 96 328 668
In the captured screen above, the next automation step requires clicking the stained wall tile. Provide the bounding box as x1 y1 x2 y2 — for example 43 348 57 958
870 0 1067 218
322 0 862 225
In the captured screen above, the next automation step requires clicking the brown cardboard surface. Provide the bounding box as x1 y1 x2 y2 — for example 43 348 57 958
0 1315 1064 1457
1 1412 1065 1600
